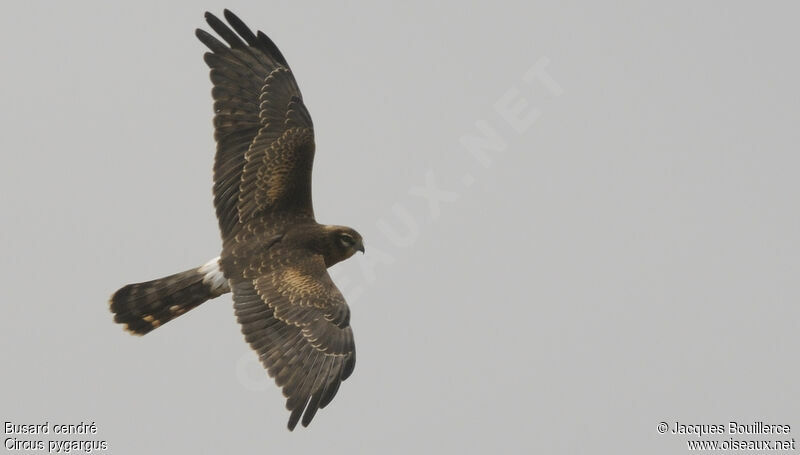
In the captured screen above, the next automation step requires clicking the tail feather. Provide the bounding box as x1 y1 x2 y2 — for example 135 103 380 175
110 257 230 335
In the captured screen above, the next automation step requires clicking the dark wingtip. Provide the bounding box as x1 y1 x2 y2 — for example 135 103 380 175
208 11 247 48
301 411 315 428
287 408 302 431
203 11 218 28
196 28 227 54
256 31 289 67
223 9 258 46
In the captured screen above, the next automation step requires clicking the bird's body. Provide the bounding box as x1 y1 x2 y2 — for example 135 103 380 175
109 10 363 431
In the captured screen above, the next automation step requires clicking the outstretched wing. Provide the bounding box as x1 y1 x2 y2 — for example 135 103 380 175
232 251 356 430
197 10 315 243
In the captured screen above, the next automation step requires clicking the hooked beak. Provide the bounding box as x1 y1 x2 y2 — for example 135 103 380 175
356 240 365 254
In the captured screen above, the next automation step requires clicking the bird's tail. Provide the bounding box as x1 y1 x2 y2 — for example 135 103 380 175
109 257 230 335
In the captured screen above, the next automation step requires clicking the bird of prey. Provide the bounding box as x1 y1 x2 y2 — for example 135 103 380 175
109 10 364 431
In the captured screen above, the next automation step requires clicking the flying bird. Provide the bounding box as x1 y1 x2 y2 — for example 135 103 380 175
109 10 364 430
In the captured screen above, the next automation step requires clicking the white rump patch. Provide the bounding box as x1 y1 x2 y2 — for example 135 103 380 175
199 257 230 294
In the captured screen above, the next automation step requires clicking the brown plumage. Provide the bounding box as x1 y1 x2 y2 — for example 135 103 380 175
109 9 364 430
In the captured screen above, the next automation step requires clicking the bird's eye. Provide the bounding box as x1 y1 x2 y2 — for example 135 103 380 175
339 234 355 247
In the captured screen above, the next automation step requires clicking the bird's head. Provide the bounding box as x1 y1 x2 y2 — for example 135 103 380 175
323 225 364 266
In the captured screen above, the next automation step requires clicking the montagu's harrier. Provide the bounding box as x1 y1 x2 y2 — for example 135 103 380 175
109 10 364 430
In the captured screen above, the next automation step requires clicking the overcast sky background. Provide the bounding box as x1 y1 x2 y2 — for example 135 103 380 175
1 1 798 454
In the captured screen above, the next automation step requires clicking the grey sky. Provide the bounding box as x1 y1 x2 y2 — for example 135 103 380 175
1 2 798 453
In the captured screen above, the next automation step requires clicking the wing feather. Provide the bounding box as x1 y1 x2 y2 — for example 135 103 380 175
230 252 355 430
197 11 314 244
204 11 248 49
